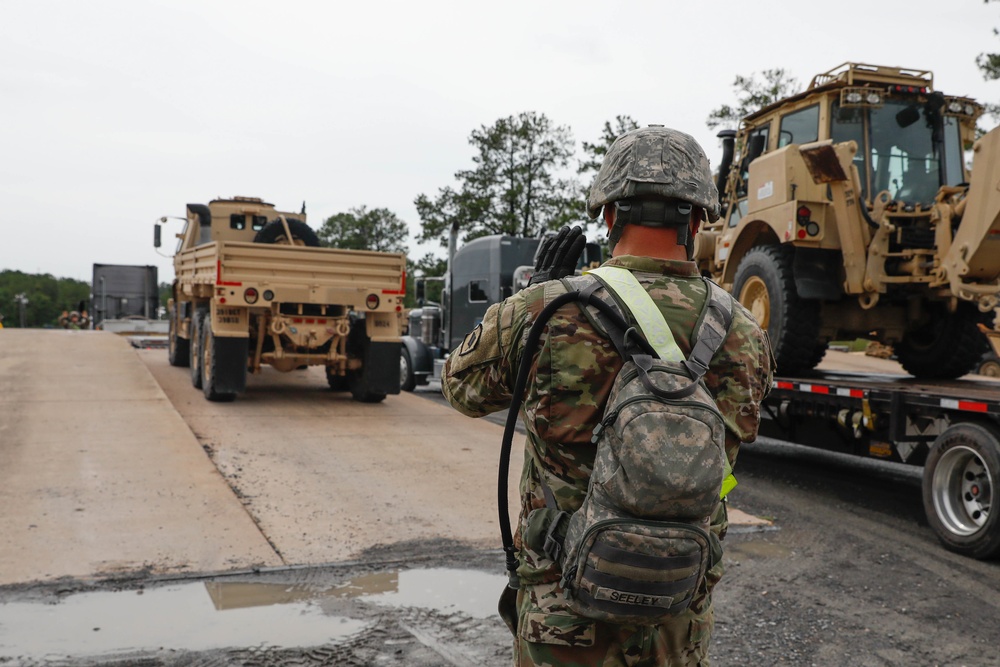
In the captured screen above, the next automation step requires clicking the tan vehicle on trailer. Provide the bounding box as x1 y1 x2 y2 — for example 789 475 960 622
695 63 1000 378
156 196 406 402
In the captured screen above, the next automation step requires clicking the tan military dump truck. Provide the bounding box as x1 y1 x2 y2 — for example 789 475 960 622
696 63 1000 378
155 196 406 402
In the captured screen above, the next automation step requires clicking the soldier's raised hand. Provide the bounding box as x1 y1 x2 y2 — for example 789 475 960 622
529 226 586 285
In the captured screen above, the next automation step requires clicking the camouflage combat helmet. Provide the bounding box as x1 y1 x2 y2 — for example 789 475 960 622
587 125 720 222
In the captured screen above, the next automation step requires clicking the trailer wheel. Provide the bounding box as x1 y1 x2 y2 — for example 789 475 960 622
168 311 190 367
732 245 824 375
400 347 416 392
896 304 988 379
978 352 1000 377
253 218 320 247
923 422 1000 559
201 325 247 402
189 309 206 388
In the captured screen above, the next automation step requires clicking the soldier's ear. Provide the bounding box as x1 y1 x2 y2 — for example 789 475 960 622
602 205 615 230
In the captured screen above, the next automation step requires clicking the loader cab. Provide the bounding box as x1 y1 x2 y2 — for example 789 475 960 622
831 95 972 206
719 69 979 231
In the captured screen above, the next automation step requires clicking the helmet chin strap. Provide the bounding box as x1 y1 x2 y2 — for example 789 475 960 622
609 199 697 256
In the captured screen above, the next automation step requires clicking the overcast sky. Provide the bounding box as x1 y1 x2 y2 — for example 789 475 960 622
3 0 999 286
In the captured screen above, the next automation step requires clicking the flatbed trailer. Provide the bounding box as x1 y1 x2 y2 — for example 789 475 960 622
758 367 1000 558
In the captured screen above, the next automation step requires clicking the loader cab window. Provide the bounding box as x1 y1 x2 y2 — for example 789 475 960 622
943 116 964 186
870 99 951 204
728 199 749 228
831 101 870 200
778 105 819 148
737 125 770 198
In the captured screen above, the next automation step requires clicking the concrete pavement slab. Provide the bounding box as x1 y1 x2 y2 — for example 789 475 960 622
0 330 281 585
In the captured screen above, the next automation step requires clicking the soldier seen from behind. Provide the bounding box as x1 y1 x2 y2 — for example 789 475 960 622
443 125 774 666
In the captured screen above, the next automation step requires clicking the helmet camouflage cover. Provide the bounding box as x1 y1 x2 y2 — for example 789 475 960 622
587 125 720 222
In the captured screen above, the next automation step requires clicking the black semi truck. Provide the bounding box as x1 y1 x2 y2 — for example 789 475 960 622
91 264 160 328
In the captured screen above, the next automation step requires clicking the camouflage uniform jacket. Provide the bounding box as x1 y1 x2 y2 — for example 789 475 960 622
443 255 773 585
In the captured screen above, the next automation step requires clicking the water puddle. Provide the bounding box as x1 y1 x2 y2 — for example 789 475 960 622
0 567 505 660
361 567 504 619
727 539 792 559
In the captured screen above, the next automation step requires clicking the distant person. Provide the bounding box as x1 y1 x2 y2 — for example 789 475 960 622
443 126 773 665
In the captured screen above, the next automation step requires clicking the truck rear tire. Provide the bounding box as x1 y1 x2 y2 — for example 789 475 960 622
922 422 1000 559
168 312 190 368
189 309 207 389
732 245 824 375
201 325 247 402
350 374 387 403
253 218 320 247
326 367 350 392
896 304 989 379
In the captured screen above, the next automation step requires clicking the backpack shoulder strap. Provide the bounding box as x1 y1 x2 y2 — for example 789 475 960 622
586 266 684 363
682 279 734 381
557 274 630 358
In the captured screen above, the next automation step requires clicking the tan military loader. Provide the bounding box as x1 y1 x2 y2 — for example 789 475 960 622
155 196 406 402
696 63 1000 378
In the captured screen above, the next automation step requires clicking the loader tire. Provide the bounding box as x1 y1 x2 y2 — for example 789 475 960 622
732 244 825 375
896 304 988 379
253 218 320 247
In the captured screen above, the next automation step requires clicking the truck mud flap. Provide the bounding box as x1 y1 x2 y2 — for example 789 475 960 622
357 341 401 397
212 336 249 395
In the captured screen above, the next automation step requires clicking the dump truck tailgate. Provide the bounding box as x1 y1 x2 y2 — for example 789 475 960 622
176 242 406 308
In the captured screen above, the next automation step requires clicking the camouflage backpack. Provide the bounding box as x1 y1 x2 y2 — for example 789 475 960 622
498 265 735 626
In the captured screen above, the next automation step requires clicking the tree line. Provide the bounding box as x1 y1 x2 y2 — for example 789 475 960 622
11 49 999 321
0 270 90 328
315 74 800 296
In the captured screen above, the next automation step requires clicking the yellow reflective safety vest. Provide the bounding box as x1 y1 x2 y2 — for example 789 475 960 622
587 265 737 499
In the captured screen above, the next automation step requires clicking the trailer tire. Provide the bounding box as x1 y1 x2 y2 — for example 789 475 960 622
732 245 824 375
977 352 1000 377
253 218 320 247
896 304 988 379
190 309 207 388
168 311 190 367
923 422 1000 559
400 346 416 392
